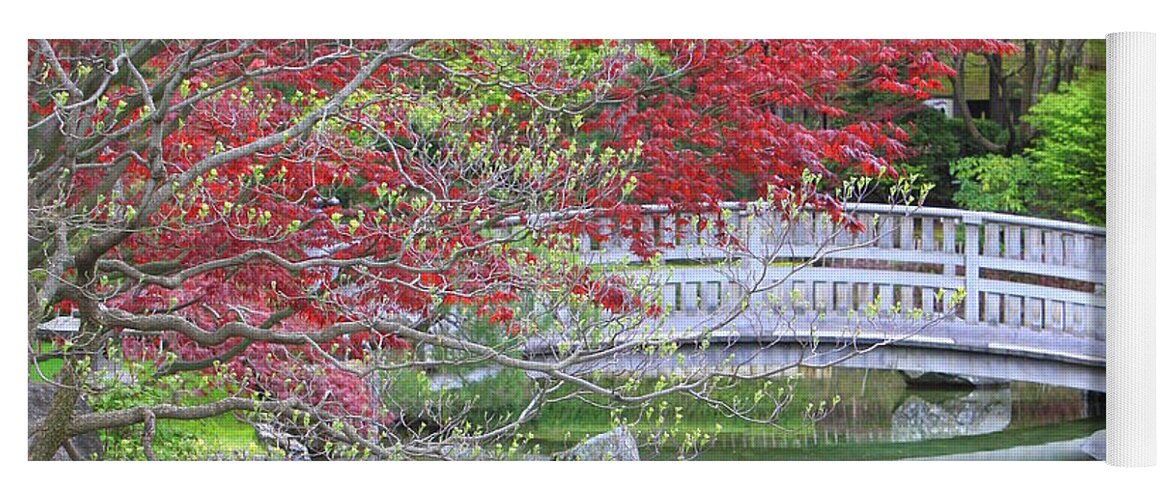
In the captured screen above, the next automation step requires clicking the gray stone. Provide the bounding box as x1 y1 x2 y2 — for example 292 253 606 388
436 441 549 461
1080 430 1106 461
438 443 493 461
558 426 640 461
91 355 138 385
203 450 281 461
253 422 311 460
890 388 1011 443
27 382 103 460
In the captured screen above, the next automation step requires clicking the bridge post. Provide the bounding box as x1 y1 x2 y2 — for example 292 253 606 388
962 214 982 323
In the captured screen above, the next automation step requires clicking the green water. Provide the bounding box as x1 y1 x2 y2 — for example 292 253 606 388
384 365 1103 460
522 368 1104 460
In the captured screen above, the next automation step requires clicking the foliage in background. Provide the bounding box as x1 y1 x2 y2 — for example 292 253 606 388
1022 72 1107 224
86 357 263 460
949 154 1033 214
895 110 1007 207
949 72 1106 225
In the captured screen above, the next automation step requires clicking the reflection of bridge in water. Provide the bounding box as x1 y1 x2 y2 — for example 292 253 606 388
525 203 1106 393
703 368 1101 458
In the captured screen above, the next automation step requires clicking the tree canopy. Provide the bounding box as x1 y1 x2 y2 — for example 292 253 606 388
949 71 1106 224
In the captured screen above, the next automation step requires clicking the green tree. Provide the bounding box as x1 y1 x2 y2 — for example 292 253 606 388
897 109 1007 207
949 154 1032 214
949 72 1105 224
1022 72 1106 224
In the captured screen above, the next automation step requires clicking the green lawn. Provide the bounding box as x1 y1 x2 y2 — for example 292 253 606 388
28 357 63 382
94 384 266 460
29 349 263 460
28 341 64 382
156 399 266 458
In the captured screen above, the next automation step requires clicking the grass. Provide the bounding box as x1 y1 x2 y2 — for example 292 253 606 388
156 389 265 458
28 357 63 382
169 384 264 454
29 349 263 460
28 341 64 382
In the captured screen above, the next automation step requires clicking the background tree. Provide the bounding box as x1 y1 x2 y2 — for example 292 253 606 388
948 39 1100 154
949 72 1105 224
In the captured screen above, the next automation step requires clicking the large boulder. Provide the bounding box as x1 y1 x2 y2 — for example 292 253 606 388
28 382 103 460
1080 430 1106 461
558 426 640 461
890 388 1012 443
252 422 311 460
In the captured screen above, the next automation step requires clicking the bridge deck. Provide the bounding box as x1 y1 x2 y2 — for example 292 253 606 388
524 314 1105 392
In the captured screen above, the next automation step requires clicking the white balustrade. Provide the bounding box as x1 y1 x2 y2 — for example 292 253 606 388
561 203 1105 339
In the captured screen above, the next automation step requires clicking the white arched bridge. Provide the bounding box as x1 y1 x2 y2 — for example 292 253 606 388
523 203 1106 393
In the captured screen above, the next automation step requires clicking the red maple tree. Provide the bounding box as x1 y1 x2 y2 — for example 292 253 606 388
28 39 1010 460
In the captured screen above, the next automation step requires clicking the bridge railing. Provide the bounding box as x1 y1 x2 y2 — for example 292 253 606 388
573 203 1106 340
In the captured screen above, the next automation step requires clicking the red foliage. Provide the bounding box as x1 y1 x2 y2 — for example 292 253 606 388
585 40 1013 251
30 39 1011 429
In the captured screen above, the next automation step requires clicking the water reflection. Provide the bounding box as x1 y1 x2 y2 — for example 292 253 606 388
715 367 1102 457
523 366 1103 460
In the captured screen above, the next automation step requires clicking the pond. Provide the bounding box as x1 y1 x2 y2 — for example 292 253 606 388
517 368 1105 460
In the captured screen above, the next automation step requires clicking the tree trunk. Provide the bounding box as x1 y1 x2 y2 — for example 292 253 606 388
29 308 103 460
985 53 1019 152
1032 40 1050 99
952 53 1004 153
1048 40 1065 93
1019 40 1038 142
1063 39 1087 83
987 53 1006 126
28 280 40 348
28 361 80 460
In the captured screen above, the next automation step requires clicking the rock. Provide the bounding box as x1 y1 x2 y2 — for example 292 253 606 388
203 450 281 461
435 441 549 461
1080 430 1106 461
91 355 137 385
27 382 103 460
253 422 311 460
438 443 493 461
890 388 1012 443
558 426 640 461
